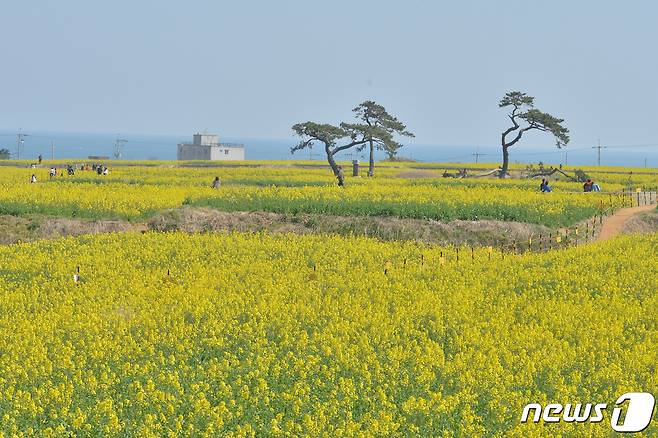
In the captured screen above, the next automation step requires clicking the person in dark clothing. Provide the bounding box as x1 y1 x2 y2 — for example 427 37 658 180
583 179 593 192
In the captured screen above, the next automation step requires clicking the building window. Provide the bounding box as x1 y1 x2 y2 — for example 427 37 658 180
225 150 229 155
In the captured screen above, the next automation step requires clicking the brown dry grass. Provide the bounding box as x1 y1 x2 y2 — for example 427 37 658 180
0 208 557 248
147 207 551 247
621 208 658 236
0 215 145 244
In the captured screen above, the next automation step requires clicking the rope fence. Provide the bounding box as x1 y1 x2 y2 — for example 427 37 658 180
370 190 658 274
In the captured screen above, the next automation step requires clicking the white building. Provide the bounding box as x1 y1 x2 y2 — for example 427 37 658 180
177 133 245 161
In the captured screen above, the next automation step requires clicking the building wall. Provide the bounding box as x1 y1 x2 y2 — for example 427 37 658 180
178 144 245 161
177 144 211 160
210 146 245 160
193 134 219 146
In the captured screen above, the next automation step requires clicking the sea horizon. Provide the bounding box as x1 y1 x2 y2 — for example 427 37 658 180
1 129 657 168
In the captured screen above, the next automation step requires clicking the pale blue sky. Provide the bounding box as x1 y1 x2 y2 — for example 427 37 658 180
1 0 657 152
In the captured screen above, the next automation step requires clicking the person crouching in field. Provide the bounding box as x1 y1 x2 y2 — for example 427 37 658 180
583 179 593 192
540 178 552 193
30 174 37 184
584 179 601 192
212 176 221 189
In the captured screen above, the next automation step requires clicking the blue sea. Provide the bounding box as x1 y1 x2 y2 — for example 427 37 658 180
1 130 657 168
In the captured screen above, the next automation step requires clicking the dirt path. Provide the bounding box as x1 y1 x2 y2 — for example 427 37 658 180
597 204 657 241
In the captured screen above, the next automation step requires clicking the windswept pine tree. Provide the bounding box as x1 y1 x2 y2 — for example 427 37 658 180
352 101 414 176
499 92 569 177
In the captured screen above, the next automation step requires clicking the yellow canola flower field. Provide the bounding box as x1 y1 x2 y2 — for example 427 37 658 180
0 181 207 218
192 184 611 226
0 232 657 436
0 165 623 226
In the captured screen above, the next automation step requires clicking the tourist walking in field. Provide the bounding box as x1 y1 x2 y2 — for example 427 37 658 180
337 166 345 186
30 174 37 184
49 167 56 179
212 176 221 189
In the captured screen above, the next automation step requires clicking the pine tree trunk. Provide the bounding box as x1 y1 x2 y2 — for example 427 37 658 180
500 146 510 178
325 145 344 186
368 140 375 177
